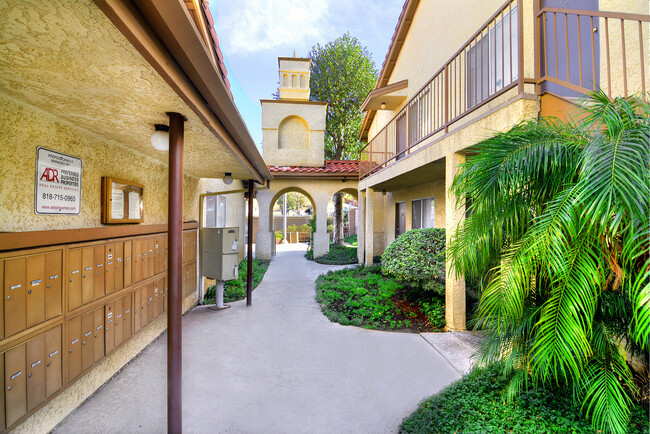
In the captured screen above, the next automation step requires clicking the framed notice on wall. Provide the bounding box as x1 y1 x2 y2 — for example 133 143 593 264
35 147 83 215
101 177 144 224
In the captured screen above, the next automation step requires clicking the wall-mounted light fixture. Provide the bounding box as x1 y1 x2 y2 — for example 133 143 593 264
223 172 233 185
151 124 170 151
380 102 387 110
382 189 387 196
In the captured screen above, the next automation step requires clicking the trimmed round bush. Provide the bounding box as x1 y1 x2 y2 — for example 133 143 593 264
381 228 445 294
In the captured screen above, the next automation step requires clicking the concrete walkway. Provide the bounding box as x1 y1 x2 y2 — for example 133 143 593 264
55 244 464 433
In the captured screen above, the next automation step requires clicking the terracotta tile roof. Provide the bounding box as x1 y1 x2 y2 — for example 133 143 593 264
201 1 231 96
269 160 359 174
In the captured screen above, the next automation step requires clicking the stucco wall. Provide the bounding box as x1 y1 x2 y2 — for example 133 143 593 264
261 101 326 167
0 94 209 232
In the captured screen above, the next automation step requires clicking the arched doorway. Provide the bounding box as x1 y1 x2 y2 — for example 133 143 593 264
327 188 358 245
269 189 315 246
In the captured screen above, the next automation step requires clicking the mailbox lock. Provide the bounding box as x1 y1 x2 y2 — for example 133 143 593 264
69 349 72 353
28 289 32 294
28 373 32 378
7 386 11 391
6 296 11 300
47 284 51 288
47 362 51 367
70 279 73 283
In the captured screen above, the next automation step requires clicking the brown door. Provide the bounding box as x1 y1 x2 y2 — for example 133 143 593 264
80 311 94 372
67 316 82 381
92 308 104 364
0 260 4 340
105 243 115 295
5 257 26 337
122 293 132 342
26 254 46 329
93 245 105 301
105 302 115 355
133 239 142 283
153 280 161 319
67 248 82 311
26 333 46 412
133 287 142 333
113 297 123 348
153 237 161 275
146 284 154 325
147 238 155 278
81 247 94 306
163 235 168 271
44 325 62 398
45 251 62 320
123 240 132 287
0 351 4 429
5 344 27 427
114 242 124 291
163 277 168 314
395 202 407 237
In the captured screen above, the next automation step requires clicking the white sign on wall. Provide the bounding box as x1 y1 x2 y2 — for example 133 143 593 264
35 147 83 215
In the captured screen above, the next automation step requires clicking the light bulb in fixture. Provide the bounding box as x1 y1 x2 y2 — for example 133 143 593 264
223 172 233 185
380 102 387 109
151 124 169 151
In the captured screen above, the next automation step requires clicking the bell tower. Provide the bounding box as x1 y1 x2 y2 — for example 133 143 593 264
278 53 311 100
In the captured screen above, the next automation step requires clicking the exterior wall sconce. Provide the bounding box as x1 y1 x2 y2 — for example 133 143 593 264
382 189 386 196
380 102 386 109
223 172 233 185
151 124 170 151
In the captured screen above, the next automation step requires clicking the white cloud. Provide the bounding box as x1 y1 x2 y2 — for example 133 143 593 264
215 0 333 55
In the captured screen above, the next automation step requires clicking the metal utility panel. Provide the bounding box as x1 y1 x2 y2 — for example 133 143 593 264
201 227 239 281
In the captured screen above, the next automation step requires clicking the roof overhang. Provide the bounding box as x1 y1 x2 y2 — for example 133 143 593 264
359 0 420 141
96 0 272 183
360 79 408 111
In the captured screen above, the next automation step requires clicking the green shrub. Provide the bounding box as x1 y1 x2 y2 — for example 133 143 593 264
381 228 445 294
274 232 283 242
298 224 310 232
204 258 270 303
316 265 411 330
287 224 299 232
315 244 358 265
343 234 357 246
400 363 650 434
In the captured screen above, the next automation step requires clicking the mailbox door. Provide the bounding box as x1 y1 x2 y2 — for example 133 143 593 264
123 240 132 288
67 248 82 311
66 316 82 381
133 239 142 283
153 280 161 319
133 287 142 333
5 257 26 337
113 296 123 348
148 238 155 278
105 302 115 355
114 242 124 291
45 251 62 320
26 254 46 329
0 351 4 429
44 325 62 398
26 334 45 412
92 308 104 364
164 235 168 271
222 228 239 254
105 243 115 295
80 311 94 372
163 277 168 313
122 293 132 342
93 245 105 301
5 344 27 427
222 254 240 281
146 284 154 325
81 247 94 306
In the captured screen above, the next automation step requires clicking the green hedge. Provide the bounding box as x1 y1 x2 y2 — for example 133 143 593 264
381 228 445 294
400 363 650 434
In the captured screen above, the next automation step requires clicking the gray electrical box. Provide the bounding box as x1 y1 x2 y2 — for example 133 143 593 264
201 227 239 281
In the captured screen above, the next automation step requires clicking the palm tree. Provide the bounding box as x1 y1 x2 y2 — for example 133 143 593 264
448 91 649 434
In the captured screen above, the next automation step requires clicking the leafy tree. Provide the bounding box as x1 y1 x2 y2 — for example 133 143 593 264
448 91 649 434
308 32 378 243
285 191 309 214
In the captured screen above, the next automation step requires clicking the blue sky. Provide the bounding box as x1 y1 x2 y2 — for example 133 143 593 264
209 0 405 150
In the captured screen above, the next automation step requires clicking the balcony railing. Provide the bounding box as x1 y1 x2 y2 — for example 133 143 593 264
360 0 649 179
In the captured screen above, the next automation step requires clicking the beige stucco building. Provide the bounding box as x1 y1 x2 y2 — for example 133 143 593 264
357 0 649 330
256 56 359 260
0 1 271 432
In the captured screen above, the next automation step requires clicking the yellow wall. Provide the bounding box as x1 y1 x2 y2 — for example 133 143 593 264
0 94 218 232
